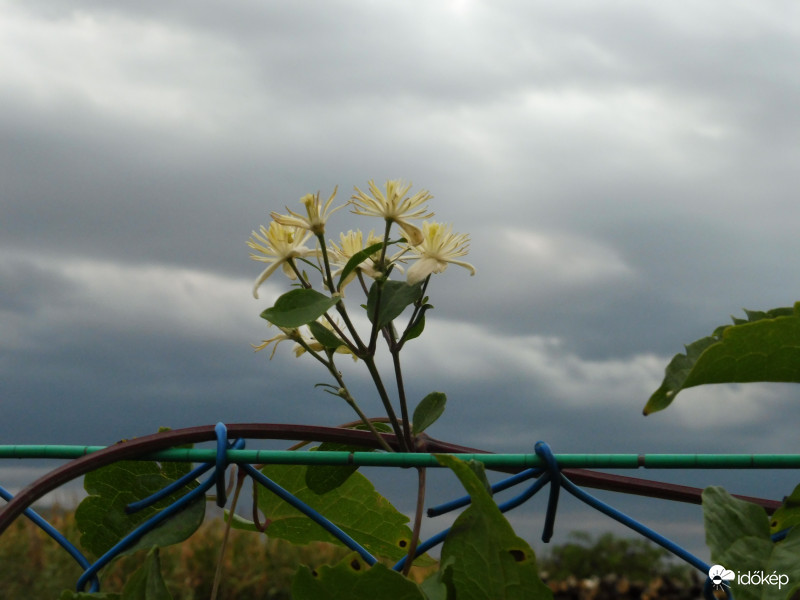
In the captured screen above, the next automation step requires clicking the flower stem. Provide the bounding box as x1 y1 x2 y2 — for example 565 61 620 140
211 467 246 600
390 334 414 451
339 389 393 453
367 220 394 353
363 355 409 452
402 467 427 576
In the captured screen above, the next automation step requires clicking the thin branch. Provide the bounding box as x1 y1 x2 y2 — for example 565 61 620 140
402 467 426 576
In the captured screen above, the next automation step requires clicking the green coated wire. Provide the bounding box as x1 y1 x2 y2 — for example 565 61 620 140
2 446 800 468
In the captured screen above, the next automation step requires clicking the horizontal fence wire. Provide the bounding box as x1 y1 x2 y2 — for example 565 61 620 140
3 446 800 468
3 428 792 599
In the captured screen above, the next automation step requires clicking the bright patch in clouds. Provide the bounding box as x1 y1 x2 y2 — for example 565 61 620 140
1 3 250 131
404 320 663 408
502 228 634 287
23 255 256 342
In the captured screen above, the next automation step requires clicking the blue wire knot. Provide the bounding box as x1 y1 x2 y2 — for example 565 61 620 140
534 441 562 543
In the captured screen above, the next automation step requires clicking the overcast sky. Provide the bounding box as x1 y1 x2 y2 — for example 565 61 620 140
3 0 800 563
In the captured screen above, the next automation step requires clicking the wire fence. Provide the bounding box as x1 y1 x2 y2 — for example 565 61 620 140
2 422 795 598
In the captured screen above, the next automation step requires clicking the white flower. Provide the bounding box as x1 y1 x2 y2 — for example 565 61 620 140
349 180 433 245
271 187 343 235
252 327 301 359
295 319 358 361
327 229 407 290
405 221 476 284
247 221 316 298
328 230 385 282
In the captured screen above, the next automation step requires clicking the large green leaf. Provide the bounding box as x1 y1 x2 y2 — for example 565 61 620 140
75 458 205 559
292 553 426 600
366 280 424 329
260 288 340 328
644 303 800 415
436 454 553 600
256 463 431 563
703 486 800 600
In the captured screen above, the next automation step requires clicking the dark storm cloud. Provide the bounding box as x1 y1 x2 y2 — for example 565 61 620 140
3 0 800 562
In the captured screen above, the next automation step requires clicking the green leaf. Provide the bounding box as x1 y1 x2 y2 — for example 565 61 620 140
256 463 432 563
644 303 800 415
366 280 424 329
770 483 800 534
412 392 447 435
703 486 800 600
307 320 346 350
305 424 392 494
121 547 173 600
435 454 553 600
75 459 205 559
337 241 385 290
419 556 455 600
260 288 340 328
401 312 428 344
292 553 426 600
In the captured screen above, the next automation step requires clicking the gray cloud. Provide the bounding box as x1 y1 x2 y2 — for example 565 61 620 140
2 0 799 570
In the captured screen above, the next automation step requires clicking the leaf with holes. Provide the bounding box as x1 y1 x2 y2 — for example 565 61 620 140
770 483 800 535
644 303 800 415
260 289 340 328
75 457 204 559
703 486 800 600
436 454 553 600
255 462 432 564
292 553 426 600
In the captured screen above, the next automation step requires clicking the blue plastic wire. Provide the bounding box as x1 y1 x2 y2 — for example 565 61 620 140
126 461 216 513
427 467 541 517
559 474 710 573
7 431 784 597
77 425 243 591
393 528 449 572
240 463 377 565
77 467 217 591
215 422 228 507
772 527 790 542
535 442 561 543
395 466 555 571
0 485 100 593
398 443 730 598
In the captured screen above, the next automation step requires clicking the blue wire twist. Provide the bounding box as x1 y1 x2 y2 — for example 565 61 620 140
214 422 229 507
534 441 561 543
397 441 733 599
